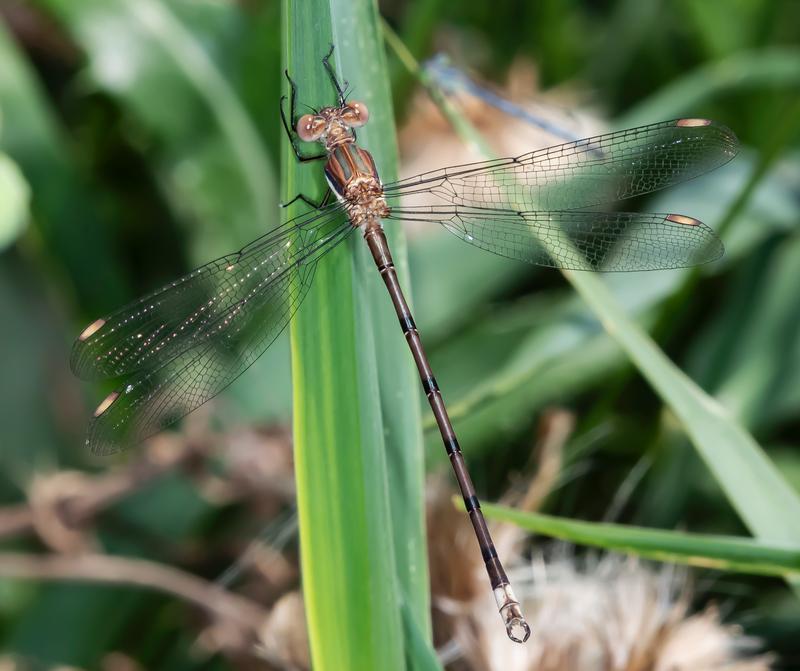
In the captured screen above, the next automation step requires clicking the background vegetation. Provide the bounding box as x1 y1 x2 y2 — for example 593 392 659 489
0 0 799 669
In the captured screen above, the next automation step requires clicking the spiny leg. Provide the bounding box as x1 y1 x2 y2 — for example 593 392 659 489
322 43 348 106
281 71 326 163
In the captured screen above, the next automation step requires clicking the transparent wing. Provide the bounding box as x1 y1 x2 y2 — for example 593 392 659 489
71 204 345 381
383 119 738 211
80 215 353 455
387 206 723 271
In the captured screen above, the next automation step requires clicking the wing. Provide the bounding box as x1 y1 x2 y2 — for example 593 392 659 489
387 206 722 271
71 204 345 381
85 219 354 455
383 119 738 211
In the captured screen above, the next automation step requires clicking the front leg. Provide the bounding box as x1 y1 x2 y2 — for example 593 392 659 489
280 94 327 163
322 44 348 106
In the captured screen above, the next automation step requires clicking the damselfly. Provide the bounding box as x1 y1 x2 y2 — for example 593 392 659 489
71 46 738 643
423 53 584 143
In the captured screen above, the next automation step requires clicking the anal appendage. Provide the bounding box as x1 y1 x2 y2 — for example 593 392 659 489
495 584 531 643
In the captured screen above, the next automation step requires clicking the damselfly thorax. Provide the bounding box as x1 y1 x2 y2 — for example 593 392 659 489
296 101 391 229
326 143 390 229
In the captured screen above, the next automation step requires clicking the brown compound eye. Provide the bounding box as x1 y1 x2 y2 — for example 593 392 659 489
341 101 369 128
296 115 326 142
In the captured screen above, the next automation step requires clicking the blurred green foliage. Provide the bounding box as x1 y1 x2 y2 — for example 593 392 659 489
0 0 799 668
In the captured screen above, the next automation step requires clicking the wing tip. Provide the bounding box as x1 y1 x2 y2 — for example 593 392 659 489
83 389 126 455
71 318 107 380
664 213 725 265
69 346 92 381
699 240 725 265
674 118 740 156
86 436 121 457
700 236 725 264
86 408 125 457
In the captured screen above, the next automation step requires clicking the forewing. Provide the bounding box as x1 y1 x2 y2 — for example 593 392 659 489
384 119 738 211
387 207 723 271
85 220 354 455
71 204 345 381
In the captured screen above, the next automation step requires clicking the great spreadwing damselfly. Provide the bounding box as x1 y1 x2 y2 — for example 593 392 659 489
423 52 584 144
71 46 738 642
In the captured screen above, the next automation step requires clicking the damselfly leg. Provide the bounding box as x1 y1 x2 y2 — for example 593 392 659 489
280 70 327 163
322 43 349 106
280 188 333 211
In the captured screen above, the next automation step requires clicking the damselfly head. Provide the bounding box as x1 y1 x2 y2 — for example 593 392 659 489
296 101 370 145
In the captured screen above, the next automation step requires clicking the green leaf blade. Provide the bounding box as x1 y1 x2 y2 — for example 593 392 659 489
284 2 432 668
477 501 800 578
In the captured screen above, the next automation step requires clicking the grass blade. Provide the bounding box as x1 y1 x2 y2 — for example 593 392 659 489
563 272 800 546
125 0 274 223
285 1 432 668
401 598 444 671
475 501 800 578
620 47 800 127
0 20 128 309
38 0 277 261
329 0 432 638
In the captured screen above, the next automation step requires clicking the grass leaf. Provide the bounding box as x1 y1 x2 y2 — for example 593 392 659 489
475 501 800 578
285 1 432 668
620 47 800 127
38 0 277 257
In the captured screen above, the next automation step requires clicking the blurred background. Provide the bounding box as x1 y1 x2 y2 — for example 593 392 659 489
0 0 799 669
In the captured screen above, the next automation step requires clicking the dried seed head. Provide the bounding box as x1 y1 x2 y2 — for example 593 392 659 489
448 553 775 671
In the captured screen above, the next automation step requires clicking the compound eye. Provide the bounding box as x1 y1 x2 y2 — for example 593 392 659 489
297 115 326 142
341 101 369 128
